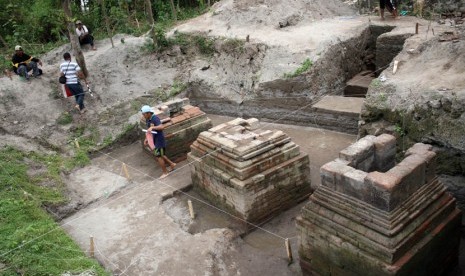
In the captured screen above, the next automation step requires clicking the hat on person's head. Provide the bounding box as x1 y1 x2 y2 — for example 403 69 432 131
15 45 22 51
76 20 82 25
141 105 153 113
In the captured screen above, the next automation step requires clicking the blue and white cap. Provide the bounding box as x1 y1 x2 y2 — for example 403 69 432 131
141 105 153 113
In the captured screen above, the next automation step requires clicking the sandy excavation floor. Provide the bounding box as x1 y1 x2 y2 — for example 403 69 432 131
62 114 356 275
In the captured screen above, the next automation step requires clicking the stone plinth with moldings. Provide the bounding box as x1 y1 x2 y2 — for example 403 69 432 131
188 118 311 225
297 134 461 276
140 98 212 161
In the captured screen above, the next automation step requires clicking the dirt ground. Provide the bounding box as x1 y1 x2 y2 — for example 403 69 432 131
62 114 356 275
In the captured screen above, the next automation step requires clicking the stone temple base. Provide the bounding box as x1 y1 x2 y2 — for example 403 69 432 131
188 118 311 226
140 98 212 161
297 134 461 276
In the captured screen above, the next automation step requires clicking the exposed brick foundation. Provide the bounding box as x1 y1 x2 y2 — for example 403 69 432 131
297 134 461 275
140 98 212 161
188 118 311 226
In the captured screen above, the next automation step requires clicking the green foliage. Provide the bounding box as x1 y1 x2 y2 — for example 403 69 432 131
223 38 245 52
56 112 73 125
152 80 188 101
170 32 190 47
0 147 108 275
0 0 214 70
395 123 406 136
102 134 113 147
169 80 188 98
194 35 215 56
155 25 170 49
371 78 382 88
284 58 313 78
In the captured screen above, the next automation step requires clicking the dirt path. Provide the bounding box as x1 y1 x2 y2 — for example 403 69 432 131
62 114 356 275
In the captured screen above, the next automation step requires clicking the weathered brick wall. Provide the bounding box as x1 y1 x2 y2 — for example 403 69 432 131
298 134 461 275
188 118 311 225
139 98 212 161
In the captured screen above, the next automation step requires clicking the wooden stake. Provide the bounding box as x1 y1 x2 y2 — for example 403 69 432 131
187 199 195 219
285 238 293 264
393 60 399 74
415 23 419 34
122 163 131 180
89 236 94 258
74 138 80 149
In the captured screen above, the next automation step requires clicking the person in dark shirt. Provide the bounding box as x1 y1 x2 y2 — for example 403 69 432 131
75 20 96 50
11 45 42 80
379 0 398 20
141 105 176 179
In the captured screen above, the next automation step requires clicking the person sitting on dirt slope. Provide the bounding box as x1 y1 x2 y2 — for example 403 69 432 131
11 45 43 80
379 0 398 20
75 20 96 50
141 105 177 179
60 52 88 114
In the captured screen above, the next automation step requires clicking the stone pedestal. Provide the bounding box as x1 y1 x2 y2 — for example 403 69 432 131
188 118 311 225
297 134 461 276
140 98 212 161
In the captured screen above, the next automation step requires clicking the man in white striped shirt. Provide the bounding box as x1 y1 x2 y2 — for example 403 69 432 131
60 52 88 114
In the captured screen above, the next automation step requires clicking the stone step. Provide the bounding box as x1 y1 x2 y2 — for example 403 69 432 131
311 95 365 134
344 70 375 97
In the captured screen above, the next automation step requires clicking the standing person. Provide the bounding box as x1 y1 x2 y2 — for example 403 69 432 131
11 45 43 80
141 105 176 179
60 52 87 114
379 0 398 20
75 20 96 50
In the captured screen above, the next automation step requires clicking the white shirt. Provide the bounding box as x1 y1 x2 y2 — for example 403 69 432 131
75 25 88 37
60 61 80 84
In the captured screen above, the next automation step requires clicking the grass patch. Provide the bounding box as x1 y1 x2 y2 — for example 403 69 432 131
56 112 73 125
150 80 188 102
223 38 245 52
371 78 382 88
0 147 108 275
168 81 187 98
144 30 216 57
283 58 313 78
194 35 215 56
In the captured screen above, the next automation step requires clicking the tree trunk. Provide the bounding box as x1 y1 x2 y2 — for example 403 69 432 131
145 0 157 47
62 0 89 78
169 0 177 21
0 33 8 49
100 0 114 48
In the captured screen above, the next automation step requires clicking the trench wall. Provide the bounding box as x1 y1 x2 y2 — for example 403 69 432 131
187 27 376 131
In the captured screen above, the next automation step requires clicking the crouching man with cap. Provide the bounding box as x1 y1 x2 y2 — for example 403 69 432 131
141 105 176 179
11 45 43 80
75 20 96 50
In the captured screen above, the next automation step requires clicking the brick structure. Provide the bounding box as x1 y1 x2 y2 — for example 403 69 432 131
297 134 461 276
140 98 212 161
188 118 311 225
